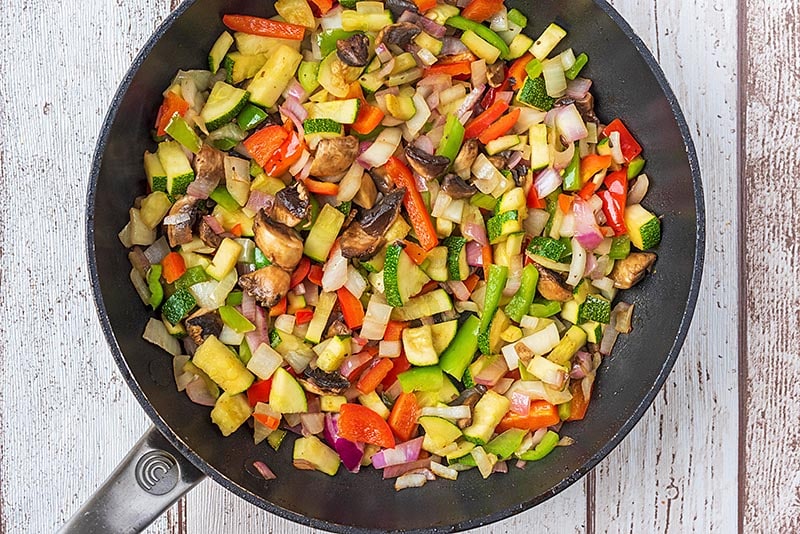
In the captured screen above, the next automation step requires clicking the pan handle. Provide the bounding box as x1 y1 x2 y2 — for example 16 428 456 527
59 426 204 534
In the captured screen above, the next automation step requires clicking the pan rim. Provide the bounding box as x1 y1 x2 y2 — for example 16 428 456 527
85 0 705 531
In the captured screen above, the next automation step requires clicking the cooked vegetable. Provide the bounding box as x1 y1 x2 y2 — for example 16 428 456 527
125 0 661 488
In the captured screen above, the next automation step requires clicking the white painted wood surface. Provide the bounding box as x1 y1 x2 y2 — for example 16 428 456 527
0 0 754 532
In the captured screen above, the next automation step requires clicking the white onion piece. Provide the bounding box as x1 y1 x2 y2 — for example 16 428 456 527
380 340 401 358
361 295 392 340
627 174 650 205
559 48 576 70
471 59 487 87
320 6 343 29
129 268 151 305
551 136 576 170
608 131 625 164
421 405 471 420
534 167 562 198
566 77 592 99
447 281 471 301
274 315 296 335
322 245 348 293
185 377 217 406
336 162 365 202
555 104 588 143
358 127 402 168
144 237 170 264
173 355 195 391
566 237 587 286
542 58 567 97
143 318 181 356
247 343 284 380
344 265 367 299
524 208 551 237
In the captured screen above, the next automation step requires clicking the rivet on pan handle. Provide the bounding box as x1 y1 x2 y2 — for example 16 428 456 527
58 426 204 534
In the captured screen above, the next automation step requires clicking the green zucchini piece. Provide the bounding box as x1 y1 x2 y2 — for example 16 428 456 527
201 81 250 131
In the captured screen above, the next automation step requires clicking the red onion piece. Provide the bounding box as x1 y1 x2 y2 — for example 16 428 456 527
466 240 484 266
252 461 277 480
456 84 486 124
566 77 592 99
572 197 604 250
372 437 424 469
495 91 514 105
447 281 471 301
284 79 308 103
510 392 531 415
473 355 508 386
340 351 373 379
492 460 508 473
324 414 364 472
382 457 432 479
202 215 225 235
245 190 274 213
463 222 489 246
507 150 523 170
414 135 435 155
300 413 326 436
583 253 598 278
280 97 308 133
185 377 217 406
241 291 257 322
534 167 563 198
398 10 447 38
441 36 470 56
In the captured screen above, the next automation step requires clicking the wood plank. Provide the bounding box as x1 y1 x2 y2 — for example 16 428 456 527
593 0 740 532
741 0 800 531
0 1 180 532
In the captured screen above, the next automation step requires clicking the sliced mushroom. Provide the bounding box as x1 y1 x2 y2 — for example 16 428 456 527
197 217 223 249
165 195 199 247
385 0 419 19
340 189 405 259
555 93 598 124
532 262 573 302
405 145 450 180
185 309 223 346
353 171 379 209
337 34 370 67
487 154 508 170
193 144 226 189
239 265 291 307
610 252 657 289
376 22 421 49
369 164 395 194
253 209 304 271
449 385 487 428
453 138 480 178
486 62 506 87
510 164 529 187
325 319 352 338
272 181 310 228
302 368 351 395
441 173 478 199
309 136 359 178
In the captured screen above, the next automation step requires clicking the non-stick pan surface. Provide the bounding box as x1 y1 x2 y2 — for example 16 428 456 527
86 0 704 531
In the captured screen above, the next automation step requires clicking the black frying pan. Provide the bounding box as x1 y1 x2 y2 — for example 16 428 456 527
63 0 704 531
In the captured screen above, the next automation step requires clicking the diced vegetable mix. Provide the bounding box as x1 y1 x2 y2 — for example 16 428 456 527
122 0 661 486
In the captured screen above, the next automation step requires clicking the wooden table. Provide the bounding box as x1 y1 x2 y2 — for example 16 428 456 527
1 0 795 532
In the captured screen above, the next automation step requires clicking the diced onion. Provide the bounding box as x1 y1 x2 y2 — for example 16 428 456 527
143 237 170 264
542 58 567 98
344 265 368 299
358 128 402 168
246 343 284 380
534 167 562 198
322 245 348 292
627 174 650 205
566 237 587 286
274 314 296 335
143 318 181 356
129 268 151 305
337 162 365 203
608 131 625 164
380 340 401 358
420 405 471 420
430 461 459 480
395 473 428 490
185 377 217 406
173 355 195 391
524 208 551 237
555 104 588 143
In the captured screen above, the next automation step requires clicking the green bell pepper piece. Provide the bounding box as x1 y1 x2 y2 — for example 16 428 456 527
439 314 480 381
436 114 465 164
317 29 362 57
470 192 497 211
239 337 253 364
525 58 543 79
237 104 269 131
209 185 240 212
558 401 572 421
478 264 508 354
219 305 256 333
147 265 164 310
165 115 202 154
226 290 244 306
254 248 272 269
565 53 588 80
529 299 562 318
397 365 444 392
562 144 581 191
175 265 209 290
627 156 646 178
506 8 527 27
445 16 510 58
504 264 539 323
519 430 559 461
608 235 631 260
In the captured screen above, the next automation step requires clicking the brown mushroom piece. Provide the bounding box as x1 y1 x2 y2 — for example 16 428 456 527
271 181 310 228
325 319 351 338
385 0 419 19
353 171 379 209
185 309 223 346
453 138 480 177
300 368 351 395
486 62 506 87
164 195 199 247
532 262 573 302
197 216 223 249
449 385 487 428
308 136 359 178
376 22 421 48
336 34 370 67
253 209 304 271
368 164 395 194
554 93 598 124
487 154 508 170
610 252 657 289
340 188 405 259
193 144 226 189
441 173 478 199
405 145 450 180
239 265 291 307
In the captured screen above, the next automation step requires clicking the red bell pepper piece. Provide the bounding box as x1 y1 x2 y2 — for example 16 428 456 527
247 379 273 407
295 308 314 324
478 107 521 144
384 157 438 251
356 357 393 394
289 256 311 288
461 0 504 22
481 244 493 271
602 118 642 163
508 53 533 91
155 92 190 137
243 125 289 169
388 392 421 442
338 403 396 448
302 178 339 196
351 102 385 135
161 252 186 284
480 69 509 109
496 400 560 432
527 184 546 209
337 287 365 329
464 100 509 140
558 193 574 214
381 352 411 388
308 0 334 15
383 321 408 342
599 170 628 236
222 14 306 40
566 379 593 421
580 153 612 184
463 273 480 293
264 131 305 177
424 60 473 78
308 264 324 286
401 240 428 265
269 296 287 317
413 0 437 12
230 223 243 237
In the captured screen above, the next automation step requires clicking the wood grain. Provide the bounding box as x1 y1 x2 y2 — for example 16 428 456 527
594 0 740 532
741 0 800 531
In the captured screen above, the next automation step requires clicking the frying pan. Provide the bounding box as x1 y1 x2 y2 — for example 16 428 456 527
62 0 704 531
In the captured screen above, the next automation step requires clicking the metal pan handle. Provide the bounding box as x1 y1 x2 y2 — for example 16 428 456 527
59 426 204 534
